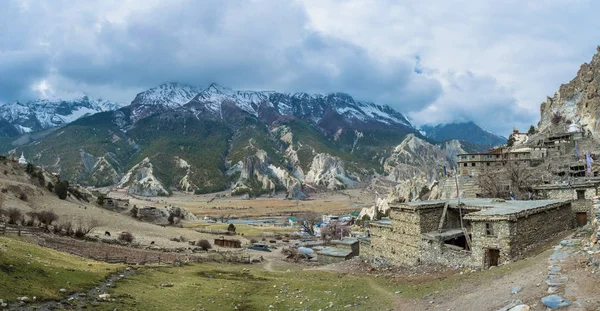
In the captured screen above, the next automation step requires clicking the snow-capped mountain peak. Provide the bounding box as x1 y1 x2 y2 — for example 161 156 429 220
0 95 122 134
131 82 202 108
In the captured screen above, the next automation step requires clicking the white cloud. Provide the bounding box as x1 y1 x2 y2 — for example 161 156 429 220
1 0 600 136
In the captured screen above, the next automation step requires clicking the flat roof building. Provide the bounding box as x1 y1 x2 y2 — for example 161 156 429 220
364 198 573 268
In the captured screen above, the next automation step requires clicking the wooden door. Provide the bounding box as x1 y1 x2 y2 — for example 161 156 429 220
486 248 500 268
576 212 588 226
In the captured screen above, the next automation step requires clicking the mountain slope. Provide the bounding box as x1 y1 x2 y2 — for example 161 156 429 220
5 83 427 197
0 95 121 136
420 121 506 147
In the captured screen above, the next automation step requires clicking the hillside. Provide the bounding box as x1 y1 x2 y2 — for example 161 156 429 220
0 95 121 136
1 83 431 197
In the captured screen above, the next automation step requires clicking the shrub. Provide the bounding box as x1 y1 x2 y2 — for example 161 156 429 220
19 192 28 201
118 231 134 243
63 221 73 236
197 239 212 251
130 205 138 218
37 210 59 228
250 238 258 244
74 221 97 239
46 182 54 192
25 163 35 175
227 223 236 233
52 223 63 234
55 181 69 200
6 208 22 225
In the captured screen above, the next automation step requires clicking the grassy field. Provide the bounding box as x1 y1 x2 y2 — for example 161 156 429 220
99 262 396 311
185 223 297 237
0 236 123 301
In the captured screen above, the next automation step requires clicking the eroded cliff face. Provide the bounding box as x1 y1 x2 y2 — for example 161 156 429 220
384 134 449 182
381 134 450 202
229 150 304 199
118 157 169 196
304 153 356 190
538 47 600 137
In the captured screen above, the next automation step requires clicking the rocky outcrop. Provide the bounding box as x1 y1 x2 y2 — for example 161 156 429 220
384 134 449 182
304 153 356 190
440 140 469 165
538 46 600 137
230 149 304 199
358 197 391 220
118 158 169 196
383 134 450 202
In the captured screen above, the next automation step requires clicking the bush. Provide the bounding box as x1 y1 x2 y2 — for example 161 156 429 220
63 221 73 236
55 181 69 200
197 239 212 251
46 182 54 192
6 208 22 225
74 221 97 239
19 192 27 201
37 210 59 228
250 238 258 244
118 231 134 243
25 163 35 175
227 223 236 233
130 205 138 218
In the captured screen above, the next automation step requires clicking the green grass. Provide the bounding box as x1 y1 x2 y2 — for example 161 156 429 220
100 262 396 311
0 236 123 301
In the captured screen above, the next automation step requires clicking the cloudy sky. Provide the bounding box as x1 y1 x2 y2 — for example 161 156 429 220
2 0 600 136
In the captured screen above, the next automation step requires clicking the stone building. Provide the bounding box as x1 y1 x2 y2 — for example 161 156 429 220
105 197 130 210
364 198 572 268
456 147 546 176
533 181 598 226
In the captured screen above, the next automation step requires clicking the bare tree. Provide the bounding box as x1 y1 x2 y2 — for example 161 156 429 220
477 161 543 199
298 211 320 236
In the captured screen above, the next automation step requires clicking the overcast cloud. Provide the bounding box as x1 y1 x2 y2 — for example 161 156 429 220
1 0 600 136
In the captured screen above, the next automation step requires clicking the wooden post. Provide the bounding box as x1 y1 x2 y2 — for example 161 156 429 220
438 201 449 232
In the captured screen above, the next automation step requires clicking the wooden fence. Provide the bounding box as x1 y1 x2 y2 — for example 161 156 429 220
0 224 41 236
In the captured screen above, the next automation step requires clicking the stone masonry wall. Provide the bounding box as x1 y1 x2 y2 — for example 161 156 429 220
510 203 572 258
367 224 420 265
538 187 594 225
420 241 475 267
470 220 512 267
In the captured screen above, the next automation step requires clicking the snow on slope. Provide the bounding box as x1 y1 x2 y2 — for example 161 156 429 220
186 83 413 128
0 95 122 133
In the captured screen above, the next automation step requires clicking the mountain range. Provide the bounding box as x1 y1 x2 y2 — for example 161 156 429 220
420 121 507 147
0 96 121 136
0 83 501 197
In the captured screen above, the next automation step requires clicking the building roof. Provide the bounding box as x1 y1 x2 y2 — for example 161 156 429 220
331 238 359 246
317 247 352 257
394 198 571 221
532 182 599 190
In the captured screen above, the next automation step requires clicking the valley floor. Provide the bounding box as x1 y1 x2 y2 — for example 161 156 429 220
1 226 599 310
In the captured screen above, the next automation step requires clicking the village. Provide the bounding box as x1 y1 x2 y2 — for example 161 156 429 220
0 114 599 310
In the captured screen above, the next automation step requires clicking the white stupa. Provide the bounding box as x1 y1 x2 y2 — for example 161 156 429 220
568 121 581 133
18 152 27 165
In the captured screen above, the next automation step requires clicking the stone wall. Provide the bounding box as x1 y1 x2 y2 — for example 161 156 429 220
470 220 512 267
510 202 572 258
535 187 595 225
420 241 474 267
366 223 421 265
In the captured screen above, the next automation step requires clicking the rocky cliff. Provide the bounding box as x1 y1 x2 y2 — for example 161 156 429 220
538 46 600 137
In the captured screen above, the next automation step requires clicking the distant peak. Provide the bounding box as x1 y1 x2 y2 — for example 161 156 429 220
205 83 232 93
